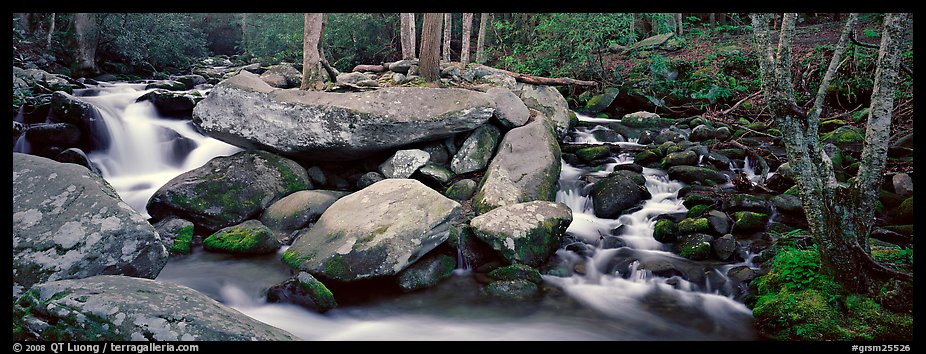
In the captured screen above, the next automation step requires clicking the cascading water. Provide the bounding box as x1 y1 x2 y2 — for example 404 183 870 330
72 82 241 218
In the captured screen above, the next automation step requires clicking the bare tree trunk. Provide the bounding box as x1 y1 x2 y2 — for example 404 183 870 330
400 13 416 59
676 13 684 34
750 12 912 310
74 13 98 77
419 13 442 82
300 13 327 91
442 13 452 62
650 14 658 35
475 13 489 64
47 13 55 47
410 14 417 58
461 13 473 65
709 13 715 29
241 13 247 54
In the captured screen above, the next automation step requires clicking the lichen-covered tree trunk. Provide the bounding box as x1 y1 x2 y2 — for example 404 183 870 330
300 13 326 91
74 13 98 77
419 13 442 82
47 13 55 47
475 13 490 64
461 13 473 65
750 12 913 311
442 13 452 62
400 13 416 59
676 13 684 34
241 13 247 54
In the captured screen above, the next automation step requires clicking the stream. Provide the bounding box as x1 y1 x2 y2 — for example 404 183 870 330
60 83 759 340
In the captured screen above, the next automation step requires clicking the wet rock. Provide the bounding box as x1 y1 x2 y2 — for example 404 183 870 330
610 170 646 186
357 171 385 189
613 163 644 174
305 166 327 186
417 142 450 165
727 265 756 282
397 253 456 292
170 74 208 89
470 201 572 267
727 194 772 214
379 149 430 179
55 147 100 174
678 217 710 235
488 264 543 284
23 122 82 150
706 210 733 235
583 87 620 114
260 190 348 239
621 111 676 128
667 165 727 185
732 211 769 233
673 233 714 261
653 219 678 243
451 124 501 174
634 149 662 167
662 150 698 168
147 151 311 231
260 63 302 88
282 179 460 282
14 275 298 340
770 194 803 215
145 80 187 90
892 173 913 197
601 236 627 249
485 279 540 300
417 162 455 184
137 89 199 116
590 173 651 218
444 179 477 201
152 217 195 255
712 234 736 261
203 220 280 255
575 146 611 162
267 271 338 312
13 153 168 292
486 87 530 128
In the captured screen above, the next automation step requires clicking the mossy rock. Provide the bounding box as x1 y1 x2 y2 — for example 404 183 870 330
634 149 661 166
682 192 719 208
653 219 678 243
169 226 195 255
727 193 771 214
621 111 676 128
784 185 800 196
485 279 540 301
583 87 620 114
266 271 337 312
686 204 710 218
883 224 913 235
488 264 543 284
667 165 727 185
890 197 913 223
397 253 457 292
745 121 768 132
678 217 710 235
674 233 713 260
445 179 478 201
661 150 698 168
732 211 769 232
575 146 611 162
203 220 280 255
821 125 865 145
717 148 746 160
819 119 846 133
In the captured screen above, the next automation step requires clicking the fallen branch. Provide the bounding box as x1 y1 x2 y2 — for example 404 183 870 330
352 64 388 73
494 68 597 87
721 91 761 116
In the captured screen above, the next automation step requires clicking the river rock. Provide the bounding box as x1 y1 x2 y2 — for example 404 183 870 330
397 253 456 292
727 194 771 214
487 263 543 284
510 83 572 138
688 124 718 142
732 211 769 232
706 210 733 235
892 173 913 197
13 153 168 293
147 150 312 231
137 90 199 116
380 149 430 178
24 122 82 150
170 74 208 89
49 92 109 151
486 87 530 128
445 179 478 201
712 234 736 261
145 80 187 91
667 165 728 185
13 275 298 341
673 233 713 261
583 87 620 114
451 124 501 174
266 272 338 313
473 116 561 214
282 179 460 282
705 152 732 170
470 201 572 267
417 162 454 184
662 150 698 168
203 220 281 255
653 219 678 243
55 147 100 174
193 72 495 160
621 111 675 128
769 194 803 215
357 171 385 189
261 190 348 237
152 217 195 254
260 63 302 88
485 279 540 300
590 173 651 219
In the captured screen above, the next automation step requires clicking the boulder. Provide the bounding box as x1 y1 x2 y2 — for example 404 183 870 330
193 72 495 160
282 179 460 282
13 153 168 292
727 194 772 214
486 87 530 128
673 233 713 261
450 124 501 174
266 272 338 312
473 116 561 214
13 66 76 93
892 173 913 197
487 264 543 284
23 123 82 149
821 125 865 145
169 74 208 89
137 90 200 116
259 63 302 88
147 151 312 231
678 217 710 235
145 80 187 91
336 72 377 86
485 279 540 300
152 218 195 255
470 201 572 267
380 149 430 178
445 179 478 200
732 211 769 232
305 166 327 186
510 83 572 138
590 173 651 219
357 171 385 189
688 124 718 142
622 32 675 54
706 210 733 235
621 111 676 128
667 165 728 185
417 162 455 184
388 59 418 74
653 219 678 243
203 220 281 255
397 253 456 292
13 275 298 341
55 148 100 174
50 92 108 150
583 87 621 114
705 152 732 170
712 234 736 261
770 194 803 215
662 150 698 168
260 190 347 238
575 146 610 162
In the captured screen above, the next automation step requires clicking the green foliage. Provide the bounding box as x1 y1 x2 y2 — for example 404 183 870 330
244 13 304 64
97 13 208 73
756 246 821 293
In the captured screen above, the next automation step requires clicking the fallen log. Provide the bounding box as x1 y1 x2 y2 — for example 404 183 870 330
352 64 388 73
494 68 597 87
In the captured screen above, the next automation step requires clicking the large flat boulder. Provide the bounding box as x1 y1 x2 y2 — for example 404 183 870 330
473 113 562 214
13 275 298 341
13 153 168 294
282 179 461 282
193 71 495 160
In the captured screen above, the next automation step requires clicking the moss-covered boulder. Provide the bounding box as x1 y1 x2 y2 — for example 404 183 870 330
821 125 865 145
473 115 561 214
673 233 714 260
589 173 651 218
682 192 719 208
283 179 461 282
732 211 769 232
445 179 478 201
667 165 728 185
653 219 678 243
621 111 676 128
147 150 312 232
260 190 348 241
13 275 298 341
203 220 280 255
153 218 195 255
470 201 572 267
451 124 501 174
583 87 620 114
890 197 913 224
417 162 455 184
678 217 710 235
633 149 662 167
688 124 720 142
770 194 804 215
485 279 540 301
487 263 543 284
610 169 646 186
686 204 710 218
266 271 338 312
575 146 611 162
397 253 457 292
661 150 698 168
727 194 771 214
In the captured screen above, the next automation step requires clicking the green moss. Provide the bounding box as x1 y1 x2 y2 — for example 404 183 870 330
323 254 351 279
745 121 768 131
297 273 337 311
281 248 308 269
893 197 913 221
575 146 610 162
686 204 710 218
784 185 800 196
732 211 769 232
653 219 677 243
679 241 711 260
634 150 661 166
568 111 579 129
821 126 865 145
169 226 194 254
488 264 543 284
678 218 710 235
203 224 276 255
594 113 609 119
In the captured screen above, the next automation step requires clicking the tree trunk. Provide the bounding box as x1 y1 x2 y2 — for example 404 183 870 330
300 13 327 91
400 13 416 59
461 13 473 65
709 13 715 28
750 12 913 311
74 13 98 77
47 13 55 47
475 13 489 64
442 13 452 62
419 13 442 82
410 14 417 58
241 13 247 54
676 13 684 34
